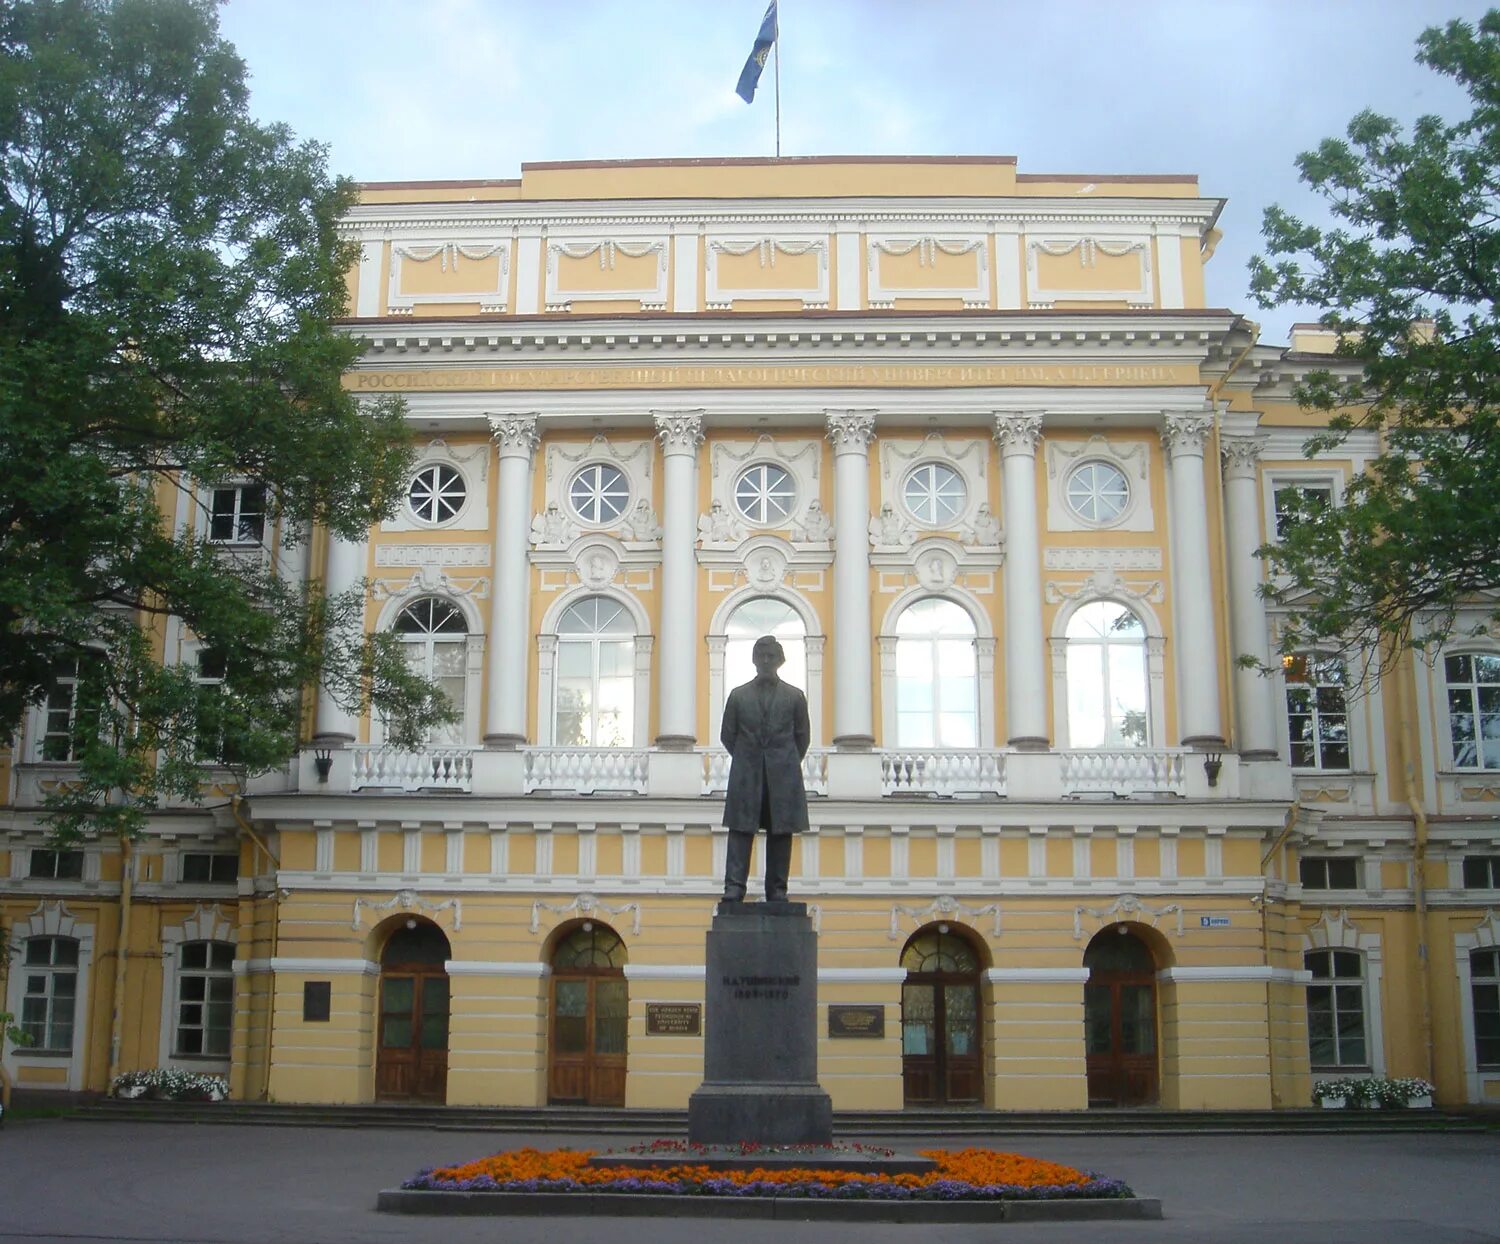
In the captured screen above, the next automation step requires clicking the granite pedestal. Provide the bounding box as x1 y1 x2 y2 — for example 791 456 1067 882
687 900 833 1145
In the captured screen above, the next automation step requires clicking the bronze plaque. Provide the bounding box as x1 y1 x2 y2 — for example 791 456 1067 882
645 1002 702 1036
828 1004 885 1039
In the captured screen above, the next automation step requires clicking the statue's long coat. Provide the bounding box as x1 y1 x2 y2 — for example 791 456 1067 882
720 677 811 834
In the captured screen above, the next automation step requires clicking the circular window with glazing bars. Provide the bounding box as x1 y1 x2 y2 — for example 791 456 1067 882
902 462 967 526
1065 460 1130 525
407 463 467 525
568 463 630 525
733 463 796 525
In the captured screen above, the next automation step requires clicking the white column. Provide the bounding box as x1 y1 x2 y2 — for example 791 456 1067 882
653 410 704 749
826 409 877 748
313 531 369 743
1162 413 1226 747
994 412 1049 749
1222 434 1279 758
484 413 539 747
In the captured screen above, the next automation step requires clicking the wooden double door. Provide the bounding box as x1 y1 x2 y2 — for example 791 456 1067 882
376 921 450 1103
1083 930 1159 1107
549 974 627 1106
901 978 981 1105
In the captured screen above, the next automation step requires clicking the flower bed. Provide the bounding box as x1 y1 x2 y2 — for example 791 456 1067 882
109 1068 228 1102
1311 1076 1435 1108
402 1146 1133 1201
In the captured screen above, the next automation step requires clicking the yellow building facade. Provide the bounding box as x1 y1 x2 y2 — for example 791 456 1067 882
4 156 1499 1112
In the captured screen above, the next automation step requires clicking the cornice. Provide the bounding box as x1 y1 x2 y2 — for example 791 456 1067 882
338 195 1223 236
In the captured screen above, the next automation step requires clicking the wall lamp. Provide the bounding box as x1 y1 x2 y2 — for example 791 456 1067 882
1203 751 1224 789
313 746 333 783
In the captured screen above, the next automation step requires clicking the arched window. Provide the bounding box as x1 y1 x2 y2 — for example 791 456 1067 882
1065 601 1149 748
393 597 467 745
894 598 977 748
724 597 806 692
1305 948 1368 1069
174 941 234 1058
555 597 635 747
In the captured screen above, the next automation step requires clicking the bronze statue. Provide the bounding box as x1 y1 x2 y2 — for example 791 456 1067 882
719 635 811 902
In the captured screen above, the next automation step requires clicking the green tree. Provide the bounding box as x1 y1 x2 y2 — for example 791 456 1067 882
0 0 451 842
1249 9 1500 675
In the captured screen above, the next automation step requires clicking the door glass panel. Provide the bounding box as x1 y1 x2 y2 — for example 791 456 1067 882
594 978 627 1055
1084 984 1112 1054
554 979 588 1055
381 977 414 1048
420 976 449 1049
944 985 977 1056
902 983 934 1055
1119 984 1156 1054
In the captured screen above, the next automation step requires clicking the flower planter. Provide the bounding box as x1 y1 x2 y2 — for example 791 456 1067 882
1318 1096 1348 1110
1406 1093 1433 1109
1360 1100 1382 1109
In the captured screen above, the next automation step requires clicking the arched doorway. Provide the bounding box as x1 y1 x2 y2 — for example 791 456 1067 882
548 923 627 1106
1083 926 1159 1107
376 919 451 1102
900 925 982 1106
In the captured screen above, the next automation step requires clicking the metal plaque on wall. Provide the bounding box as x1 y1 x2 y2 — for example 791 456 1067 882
827 1004 885 1039
645 1002 702 1036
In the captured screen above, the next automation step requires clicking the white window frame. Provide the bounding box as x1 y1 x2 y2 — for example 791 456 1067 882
1050 596 1164 750
879 585 996 749
32 656 101 763
206 481 267 546
1454 912 1500 1103
1045 437 1155 533
3 901 95 1091
708 587 825 746
889 596 981 749
371 592 484 746
157 903 236 1071
1442 649 1500 772
900 460 968 530
732 461 798 528
1281 652 1353 771
405 460 469 528
567 461 633 528
1262 469 1342 546
536 588 652 748
1301 908 1385 1077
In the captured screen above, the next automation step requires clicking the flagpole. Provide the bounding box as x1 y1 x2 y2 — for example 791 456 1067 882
773 2 781 158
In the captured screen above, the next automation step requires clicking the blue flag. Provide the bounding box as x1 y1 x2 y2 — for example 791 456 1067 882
735 2 777 103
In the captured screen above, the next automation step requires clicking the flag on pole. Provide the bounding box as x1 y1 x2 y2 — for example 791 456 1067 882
735 1 778 103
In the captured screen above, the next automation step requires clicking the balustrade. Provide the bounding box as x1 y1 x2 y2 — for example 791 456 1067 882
1060 748 1187 798
523 747 649 795
349 745 474 792
880 749 1007 797
700 748 829 796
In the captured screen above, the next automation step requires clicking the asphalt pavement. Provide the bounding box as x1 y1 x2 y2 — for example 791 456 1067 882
1 1118 1497 1244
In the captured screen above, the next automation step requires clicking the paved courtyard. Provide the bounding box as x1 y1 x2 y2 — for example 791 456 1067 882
1 1118 1496 1243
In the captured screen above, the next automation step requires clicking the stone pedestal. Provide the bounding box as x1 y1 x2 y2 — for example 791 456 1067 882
687 901 833 1145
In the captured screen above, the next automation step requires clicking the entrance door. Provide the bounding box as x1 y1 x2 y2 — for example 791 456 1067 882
1083 928 1158 1107
548 924 627 1106
376 921 450 1102
900 926 982 1106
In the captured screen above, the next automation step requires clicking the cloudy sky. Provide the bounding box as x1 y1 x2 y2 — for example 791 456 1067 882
219 0 1490 343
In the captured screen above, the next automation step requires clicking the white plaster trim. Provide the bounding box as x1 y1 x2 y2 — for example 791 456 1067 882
705 234 830 308
866 233 990 308
1157 966 1313 984
445 960 551 978
1302 908 1386 1075
1044 436 1155 533
820 968 909 984
545 237 669 310
985 968 1091 984
388 239 509 314
1024 232 1152 308
267 957 381 976
156 903 236 1070
623 964 706 981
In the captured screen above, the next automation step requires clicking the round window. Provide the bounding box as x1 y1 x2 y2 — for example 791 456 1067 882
1065 461 1130 525
733 463 796 525
568 463 630 525
903 462 966 526
407 463 466 525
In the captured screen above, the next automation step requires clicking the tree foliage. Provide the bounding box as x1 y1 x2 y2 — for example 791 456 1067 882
1249 9 1500 674
0 0 451 840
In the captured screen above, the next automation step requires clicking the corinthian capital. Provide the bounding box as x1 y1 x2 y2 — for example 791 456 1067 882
487 413 540 457
1160 413 1214 458
992 411 1044 456
825 409 877 453
652 409 705 456
1219 434 1266 480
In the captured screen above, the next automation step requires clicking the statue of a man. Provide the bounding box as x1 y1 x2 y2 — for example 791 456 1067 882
719 635 811 902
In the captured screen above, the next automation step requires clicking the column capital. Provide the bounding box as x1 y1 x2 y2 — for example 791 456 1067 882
824 408 877 453
1220 433 1266 481
992 411 1044 456
487 413 539 458
1160 413 1214 458
652 409 705 456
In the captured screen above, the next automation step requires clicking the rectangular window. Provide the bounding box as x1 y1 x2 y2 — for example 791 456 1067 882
1273 482 1335 540
1305 948 1368 1068
1445 653 1500 770
1284 654 1350 770
193 648 228 762
174 941 235 1057
29 849 84 881
1462 855 1500 889
181 853 239 884
208 484 266 544
1472 948 1500 1069
38 658 102 762
1300 856 1360 890
21 937 79 1052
